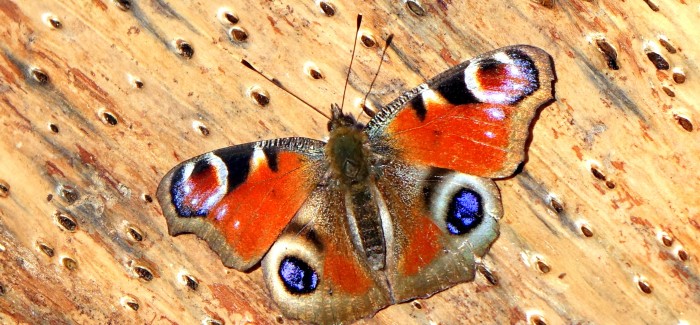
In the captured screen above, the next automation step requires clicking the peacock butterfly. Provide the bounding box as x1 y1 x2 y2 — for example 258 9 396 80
157 36 555 323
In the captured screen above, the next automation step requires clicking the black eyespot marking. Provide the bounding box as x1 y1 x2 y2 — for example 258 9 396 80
446 188 483 235
215 147 254 192
279 256 318 294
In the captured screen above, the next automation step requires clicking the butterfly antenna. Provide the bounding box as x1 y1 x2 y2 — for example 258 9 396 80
339 14 363 112
241 59 331 120
357 34 394 120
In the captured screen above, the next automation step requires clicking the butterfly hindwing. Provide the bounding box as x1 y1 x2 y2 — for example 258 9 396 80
261 183 392 324
156 137 326 270
367 45 555 178
374 161 502 301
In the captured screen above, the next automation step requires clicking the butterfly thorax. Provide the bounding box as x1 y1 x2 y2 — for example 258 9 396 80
325 105 387 270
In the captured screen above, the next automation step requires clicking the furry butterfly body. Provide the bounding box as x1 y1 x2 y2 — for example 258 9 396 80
157 45 555 324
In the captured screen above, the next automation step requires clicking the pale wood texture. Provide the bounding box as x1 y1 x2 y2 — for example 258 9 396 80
1 0 698 324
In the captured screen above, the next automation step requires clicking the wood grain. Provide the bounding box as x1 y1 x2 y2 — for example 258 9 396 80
0 0 698 324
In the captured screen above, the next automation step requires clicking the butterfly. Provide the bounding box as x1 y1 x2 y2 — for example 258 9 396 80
157 44 555 324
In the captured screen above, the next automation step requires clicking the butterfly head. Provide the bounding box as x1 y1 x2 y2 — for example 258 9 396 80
327 103 364 132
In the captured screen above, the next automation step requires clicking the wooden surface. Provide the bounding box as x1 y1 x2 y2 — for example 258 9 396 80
1 0 698 324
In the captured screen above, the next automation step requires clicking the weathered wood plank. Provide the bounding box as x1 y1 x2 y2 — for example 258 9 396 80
0 0 698 324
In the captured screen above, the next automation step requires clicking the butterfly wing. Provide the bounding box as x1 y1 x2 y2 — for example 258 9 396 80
157 137 326 270
261 182 392 324
366 45 555 300
367 45 555 178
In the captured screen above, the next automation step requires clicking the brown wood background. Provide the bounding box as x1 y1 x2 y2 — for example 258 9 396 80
1 0 698 324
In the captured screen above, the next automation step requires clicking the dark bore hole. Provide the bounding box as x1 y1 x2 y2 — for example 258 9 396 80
0 181 9 198
135 266 154 281
406 0 426 16
643 0 659 11
477 264 498 285
646 52 669 70
183 275 198 290
276 315 285 324
590 167 606 181
674 115 693 132
133 79 144 88
605 181 616 189
672 71 686 84
549 198 564 214
595 39 619 70
31 68 49 84
224 12 239 24
49 17 62 29
0 284 5 295
49 123 59 133
581 225 593 237
536 260 551 273
176 40 194 59
103 112 118 126
198 125 210 136
309 68 323 80
661 234 673 247
678 249 688 261
126 300 139 311
412 300 423 309
319 1 336 16
661 86 675 97
55 212 77 231
530 315 547 325
252 91 270 106
60 185 79 203
229 27 248 42
638 279 652 294
38 243 55 257
114 0 132 11
127 227 143 242
62 257 78 271
361 35 376 48
142 194 153 203
658 38 677 54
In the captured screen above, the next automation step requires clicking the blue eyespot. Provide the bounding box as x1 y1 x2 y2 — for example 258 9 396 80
279 256 319 295
446 189 483 235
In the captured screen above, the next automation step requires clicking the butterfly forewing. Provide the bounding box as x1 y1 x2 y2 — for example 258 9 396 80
157 137 326 270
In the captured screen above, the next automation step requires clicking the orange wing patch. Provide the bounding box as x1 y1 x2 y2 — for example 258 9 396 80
387 101 515 177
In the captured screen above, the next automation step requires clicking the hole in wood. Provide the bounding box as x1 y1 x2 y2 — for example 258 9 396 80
643 0 659 11
100 110 119 126
605 180 616 189
142 193 153 203
673 114 693 132
58 184 79 203
181 274 199 290
361 33 376 48
406 0 426 16
636 276 653 294
247 86 270 106
548 196 564 214
658 35 677 54
595 39 619 70
477 263 498 285
55 211 78 232
658 232 673 247
134 265 154 281
661 85 675 97
645 51 669 70
672 68 685 84
175 39 194 59
61 256 78 271
228 26 248 42
192 121 210 137
127 226 144 242
48 123 59 133
411 300 423 309
580 224 594 237
590 166 606 181
42 13 62 29
318 1 336 16
535 258 550 274
304 62 323 80
46 193 53 202
30 68 49 84
276 315 285 324
114 0 131 11
120 296 140 311
677 248 688 261
37 242 55 257
0 180 9 198
217 8 239 25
